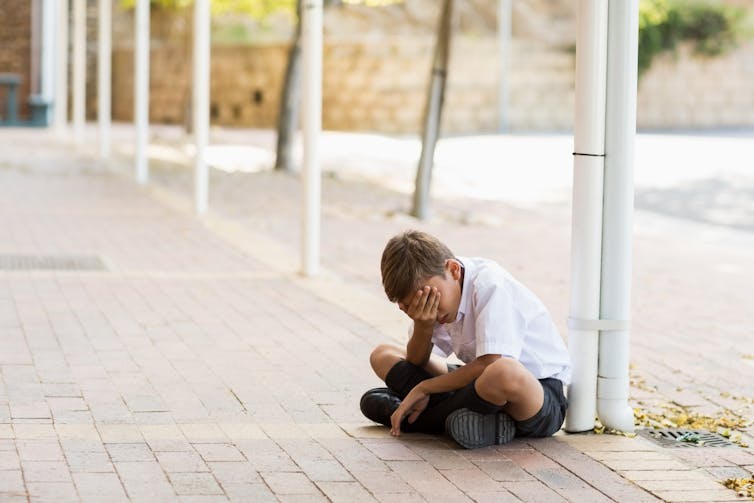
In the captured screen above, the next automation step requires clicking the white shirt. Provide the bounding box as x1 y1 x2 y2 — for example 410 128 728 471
429 257 572 384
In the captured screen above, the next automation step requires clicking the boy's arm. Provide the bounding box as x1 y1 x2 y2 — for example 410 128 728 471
405 321 434 367
413 353 500 394
389 354 501 435
402 286 441 367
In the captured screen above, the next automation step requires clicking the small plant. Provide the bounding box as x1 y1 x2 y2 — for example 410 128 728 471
639 0 751 75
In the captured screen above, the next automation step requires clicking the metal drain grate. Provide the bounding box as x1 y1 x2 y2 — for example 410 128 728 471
639 428 735 448
0 254 107 271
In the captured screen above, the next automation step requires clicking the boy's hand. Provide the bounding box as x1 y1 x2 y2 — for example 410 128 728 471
400 286 440 326
390 384 429 436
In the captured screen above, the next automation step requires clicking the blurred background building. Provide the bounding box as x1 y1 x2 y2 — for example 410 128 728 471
2 0 753 133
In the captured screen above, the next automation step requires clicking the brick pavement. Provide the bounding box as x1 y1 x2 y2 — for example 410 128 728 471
0 128 752 502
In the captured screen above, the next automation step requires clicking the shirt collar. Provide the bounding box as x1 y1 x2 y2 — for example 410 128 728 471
455 256 473 322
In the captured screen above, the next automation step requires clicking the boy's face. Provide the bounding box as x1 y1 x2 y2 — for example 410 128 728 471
398 259 463 325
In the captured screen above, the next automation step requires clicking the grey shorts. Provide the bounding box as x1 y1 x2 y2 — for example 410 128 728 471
386 360 567 437
515 377 568 437
446 363 568 437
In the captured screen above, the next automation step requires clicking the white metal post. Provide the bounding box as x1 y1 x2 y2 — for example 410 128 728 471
72 0 86 143
301 0 323 277
54 0 69 133
597 0 639 433
497 0 512 132
41 0 56 126
193 0 210 215
98 0 111 158
565 0 608 433
134 0 150 184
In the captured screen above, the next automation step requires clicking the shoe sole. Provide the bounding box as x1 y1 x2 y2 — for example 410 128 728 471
446 408 515 449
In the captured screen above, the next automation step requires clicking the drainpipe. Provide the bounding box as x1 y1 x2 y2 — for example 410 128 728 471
564 0 608 433
597 0 639 432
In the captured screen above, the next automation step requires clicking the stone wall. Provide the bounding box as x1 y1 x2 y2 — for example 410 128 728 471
103 0 754 133
0 0 32 120
109 37 575 134
637 42 754 129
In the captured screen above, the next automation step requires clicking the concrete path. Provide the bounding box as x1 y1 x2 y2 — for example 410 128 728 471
0 127 752 502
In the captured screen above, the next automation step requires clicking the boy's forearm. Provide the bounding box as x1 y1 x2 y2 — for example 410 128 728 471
415 357 494 395
405 322 434 366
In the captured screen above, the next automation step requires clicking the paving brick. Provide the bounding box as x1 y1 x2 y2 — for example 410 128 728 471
223 482 277 502
193 443 245 462
168 472 224 496
473 459 536 482
260 472 321 495
12 424 57 440
621 469 706 481
637 479 727 491
602 458 692 471
97 424 144 443
72 472 129 501
316 481 375 502
207 461 260 484
552 487 615 503
21 461 72 483
387 460 459 493
504 480 570 503
236 439 299 472
373 493 425 503
362 439 424 461
653 489 742 502
115 461 176 500
440 468 508 493
298 459 354 482
465 491 522 503
26 481 79 503
156 450 210 473
0 470 25 493
350 469 414 494
106 442 155 462
64 450 114 472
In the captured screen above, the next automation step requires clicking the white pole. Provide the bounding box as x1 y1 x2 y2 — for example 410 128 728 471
72 0 86 143
54 0 69 133
98 0 111 158
41 0 56 126
497 0 511 132
597 0 639 433
193 0 210 215
301 0 323 277
564 0 608 433
134 0 150 184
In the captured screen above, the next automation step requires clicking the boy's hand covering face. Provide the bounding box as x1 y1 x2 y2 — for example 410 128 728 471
399 286 440 324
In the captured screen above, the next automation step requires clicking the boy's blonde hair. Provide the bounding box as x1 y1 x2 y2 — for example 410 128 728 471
380 230 455 303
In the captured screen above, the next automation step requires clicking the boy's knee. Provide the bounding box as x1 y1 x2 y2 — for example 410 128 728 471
369 344 403 379
478 358 528 398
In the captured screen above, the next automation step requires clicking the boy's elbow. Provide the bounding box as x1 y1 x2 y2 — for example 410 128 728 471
405 354 429 367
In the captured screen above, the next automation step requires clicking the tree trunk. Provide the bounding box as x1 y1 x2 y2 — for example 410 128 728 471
412 0 453 220
274 0 304 172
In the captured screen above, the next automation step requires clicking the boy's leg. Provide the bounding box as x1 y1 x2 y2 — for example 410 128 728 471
474 357 545 421
456 357 567 439
363 343 455 432
369 343 448 384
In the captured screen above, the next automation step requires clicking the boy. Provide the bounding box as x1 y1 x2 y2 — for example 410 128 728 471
360 230 571 448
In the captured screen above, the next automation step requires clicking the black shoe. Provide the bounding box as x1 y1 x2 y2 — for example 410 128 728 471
445 408 516 449
360 387 402 427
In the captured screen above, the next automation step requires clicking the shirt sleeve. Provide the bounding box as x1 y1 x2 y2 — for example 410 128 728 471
473 274 523 359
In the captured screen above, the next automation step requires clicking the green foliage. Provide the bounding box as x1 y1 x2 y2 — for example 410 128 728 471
638 0 750 75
